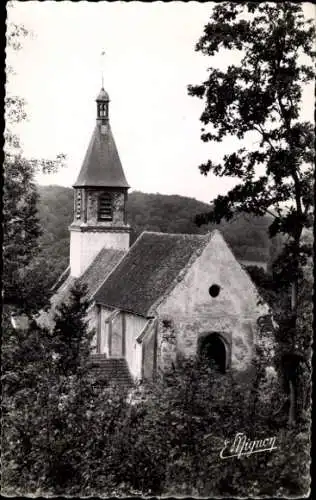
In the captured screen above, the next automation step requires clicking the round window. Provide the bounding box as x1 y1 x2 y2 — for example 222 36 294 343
209 284 220 297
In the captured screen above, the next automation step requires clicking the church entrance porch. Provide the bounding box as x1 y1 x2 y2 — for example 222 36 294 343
198 333 230 373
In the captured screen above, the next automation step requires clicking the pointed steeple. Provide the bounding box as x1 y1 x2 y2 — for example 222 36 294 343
74 88 129 188
69 87 131 278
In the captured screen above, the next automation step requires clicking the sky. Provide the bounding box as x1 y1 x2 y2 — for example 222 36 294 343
6 1 315 203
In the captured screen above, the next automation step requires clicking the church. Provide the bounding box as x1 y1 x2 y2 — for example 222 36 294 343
44 86 273 386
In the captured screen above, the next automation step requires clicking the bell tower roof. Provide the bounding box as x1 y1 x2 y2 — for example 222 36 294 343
96 87 109 101
73 88 129 189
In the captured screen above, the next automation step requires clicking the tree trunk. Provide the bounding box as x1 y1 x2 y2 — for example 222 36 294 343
288 380 296 427
287 229 302 426
291 279 298 313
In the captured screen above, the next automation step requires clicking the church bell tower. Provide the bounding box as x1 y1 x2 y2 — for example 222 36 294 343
69 87 130 278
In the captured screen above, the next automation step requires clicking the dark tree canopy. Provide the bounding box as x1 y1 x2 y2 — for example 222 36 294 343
188 2 314 244
188 2 314 425
51 282 94 376
4 15 66 313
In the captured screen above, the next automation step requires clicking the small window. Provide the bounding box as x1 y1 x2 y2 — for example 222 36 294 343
209 284 220 298
98 192 112 221
76 191 81 219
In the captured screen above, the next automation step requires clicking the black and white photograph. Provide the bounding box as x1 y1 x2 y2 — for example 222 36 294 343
3 1 314 497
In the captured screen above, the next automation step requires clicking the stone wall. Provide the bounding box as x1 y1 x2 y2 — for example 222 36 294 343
157 317 178 373
156 231 269 373
85 189 126 226
69 187 129 277
142 321 157 380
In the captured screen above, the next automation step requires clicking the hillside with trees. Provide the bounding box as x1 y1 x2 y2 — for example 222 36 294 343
36 185 281 287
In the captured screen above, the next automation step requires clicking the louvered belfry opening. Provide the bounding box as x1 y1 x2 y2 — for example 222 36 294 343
98 191 113 221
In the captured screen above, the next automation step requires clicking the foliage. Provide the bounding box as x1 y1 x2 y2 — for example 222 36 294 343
246 237 312 424
188 1 314 273
2 342 311 497
4 12 66 314
115 359 310 498
1 283 98 495
3 157 41 306
188 2 314 224
188 1 314 425
50 282 94 376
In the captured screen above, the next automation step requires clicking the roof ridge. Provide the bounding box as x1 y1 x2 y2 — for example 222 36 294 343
139 230 212 238
80 246 123 282
93 230 215 316
79 247 109 281
91 248 128 302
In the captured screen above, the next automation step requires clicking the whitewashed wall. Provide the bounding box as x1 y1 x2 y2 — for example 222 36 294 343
156 231 269 372
99 306 113 355
125 313 147 379
70 230 129 278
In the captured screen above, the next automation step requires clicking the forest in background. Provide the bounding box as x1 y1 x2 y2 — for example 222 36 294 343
36 185 282 285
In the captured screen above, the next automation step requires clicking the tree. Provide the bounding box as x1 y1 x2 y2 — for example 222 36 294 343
51 282 94 377
4 9 66 314
188 2 314 425
1 283 96 495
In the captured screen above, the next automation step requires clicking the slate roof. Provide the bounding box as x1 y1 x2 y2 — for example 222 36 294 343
38 248 125 329
74 123 129 188
51 266 70 292
78 247 126 300
93 231 211 317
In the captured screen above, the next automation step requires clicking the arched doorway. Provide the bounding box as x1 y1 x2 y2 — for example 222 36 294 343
199 333 227 373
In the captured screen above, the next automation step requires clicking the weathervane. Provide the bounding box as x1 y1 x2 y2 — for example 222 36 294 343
101 50 106 88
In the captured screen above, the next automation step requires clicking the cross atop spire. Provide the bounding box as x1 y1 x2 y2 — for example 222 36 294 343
97 51 109 121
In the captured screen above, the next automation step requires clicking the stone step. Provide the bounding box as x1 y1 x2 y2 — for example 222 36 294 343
89 357 126 365
88 357 134 388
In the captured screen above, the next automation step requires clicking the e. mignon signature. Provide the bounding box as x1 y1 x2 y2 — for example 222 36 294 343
220 432 278 460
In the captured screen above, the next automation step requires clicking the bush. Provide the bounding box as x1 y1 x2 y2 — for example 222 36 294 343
2 331 310 497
